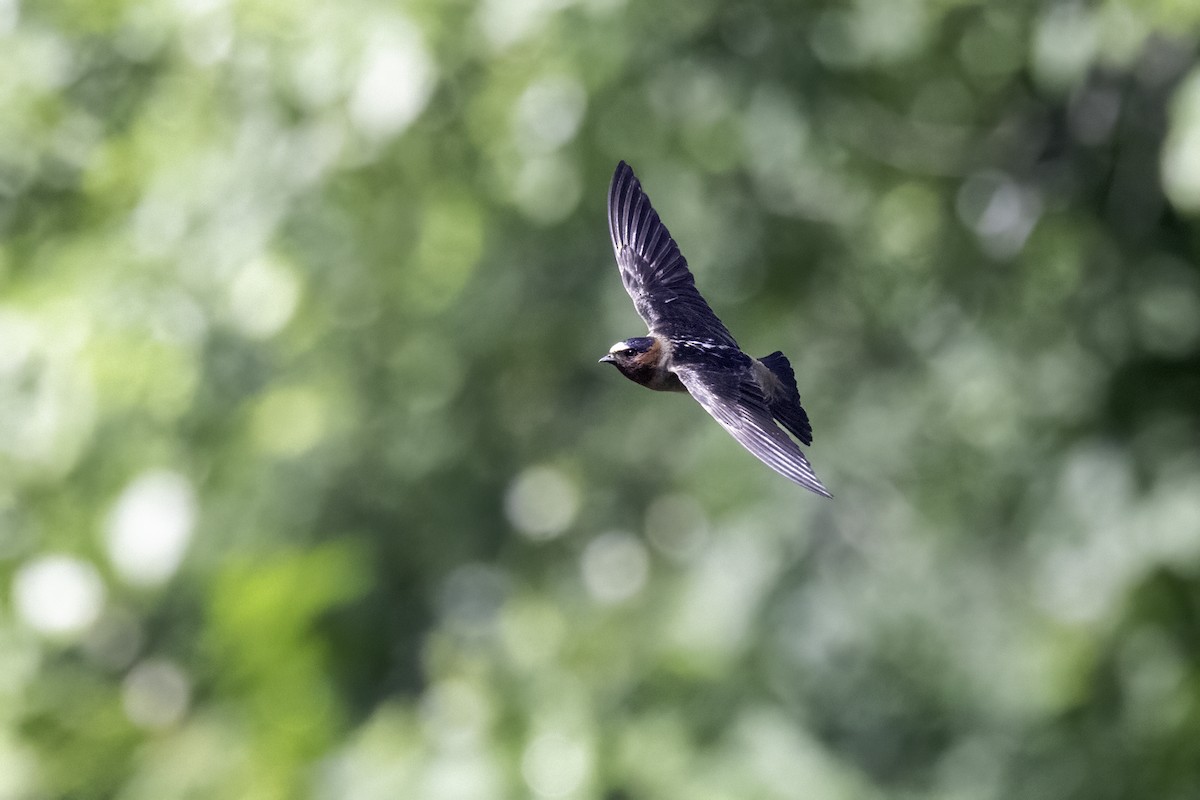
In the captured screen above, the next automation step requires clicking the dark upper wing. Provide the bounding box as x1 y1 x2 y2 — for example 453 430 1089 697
673 362 832 498
607 161 737 347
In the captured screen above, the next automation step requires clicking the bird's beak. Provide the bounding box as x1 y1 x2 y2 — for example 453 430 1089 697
598 354 616 364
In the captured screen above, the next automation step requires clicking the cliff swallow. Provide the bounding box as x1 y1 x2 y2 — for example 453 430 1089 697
599 162 831 497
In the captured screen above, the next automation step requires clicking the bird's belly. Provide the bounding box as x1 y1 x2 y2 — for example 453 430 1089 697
751 359 781 398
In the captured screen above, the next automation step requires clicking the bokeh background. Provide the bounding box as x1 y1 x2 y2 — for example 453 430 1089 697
4 0 1200 797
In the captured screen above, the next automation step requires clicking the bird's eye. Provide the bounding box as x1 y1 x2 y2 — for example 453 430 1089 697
622 349 636 358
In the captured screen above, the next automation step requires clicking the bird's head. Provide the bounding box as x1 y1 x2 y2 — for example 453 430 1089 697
600 335 657 364
598 336 656 370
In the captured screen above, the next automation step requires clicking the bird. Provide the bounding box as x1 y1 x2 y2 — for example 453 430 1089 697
598 161 832 498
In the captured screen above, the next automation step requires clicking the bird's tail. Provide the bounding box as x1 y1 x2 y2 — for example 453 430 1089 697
759 351 814 446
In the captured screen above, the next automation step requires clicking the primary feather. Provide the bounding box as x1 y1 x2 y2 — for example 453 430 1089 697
607 162 738 348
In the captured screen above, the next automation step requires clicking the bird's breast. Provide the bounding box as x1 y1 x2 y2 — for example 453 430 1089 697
646 369 687 392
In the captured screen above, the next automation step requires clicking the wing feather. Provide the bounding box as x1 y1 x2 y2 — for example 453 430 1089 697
607 161 737 347
674 364 832 498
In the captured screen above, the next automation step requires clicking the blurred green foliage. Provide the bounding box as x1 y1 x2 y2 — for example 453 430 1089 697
3 0 1200 797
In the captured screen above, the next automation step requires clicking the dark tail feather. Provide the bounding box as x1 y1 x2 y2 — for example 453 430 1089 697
760 351 814 446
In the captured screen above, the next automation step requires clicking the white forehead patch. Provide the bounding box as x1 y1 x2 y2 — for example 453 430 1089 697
608 341 629 353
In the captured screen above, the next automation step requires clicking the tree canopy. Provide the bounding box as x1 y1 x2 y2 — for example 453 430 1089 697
3 1 1200 798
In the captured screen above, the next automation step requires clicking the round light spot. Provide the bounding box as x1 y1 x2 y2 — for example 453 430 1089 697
0 740 36 800
1134 278 1200 356
105 470 196 587
1163 70 1200 213
229 254 301 339
580 532 649 605
513 76 587 154
955 171 1041 258
419 679 491 749
122 659 191 730
505 466 579 540
251 386 328 457
13 555 105 637
0 0 18 35
521 732 591 798
500 600 566 669
511 155 582 225
348 19 436 140
1031 3 1098 92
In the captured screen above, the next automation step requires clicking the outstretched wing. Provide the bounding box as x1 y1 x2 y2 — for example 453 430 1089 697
673 363 832 498
607 161 737 347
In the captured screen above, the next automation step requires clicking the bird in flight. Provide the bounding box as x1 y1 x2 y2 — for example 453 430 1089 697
599 161 831 498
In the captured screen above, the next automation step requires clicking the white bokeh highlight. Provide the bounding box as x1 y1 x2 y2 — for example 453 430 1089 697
505 465 579 540
122 658 191 729
13 555 106 637
580 531 649 605
229 254 301 339
1163 69 1200 213
513 75 587 154
105 470 197 587
521 731 591 798
348 19 437 140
